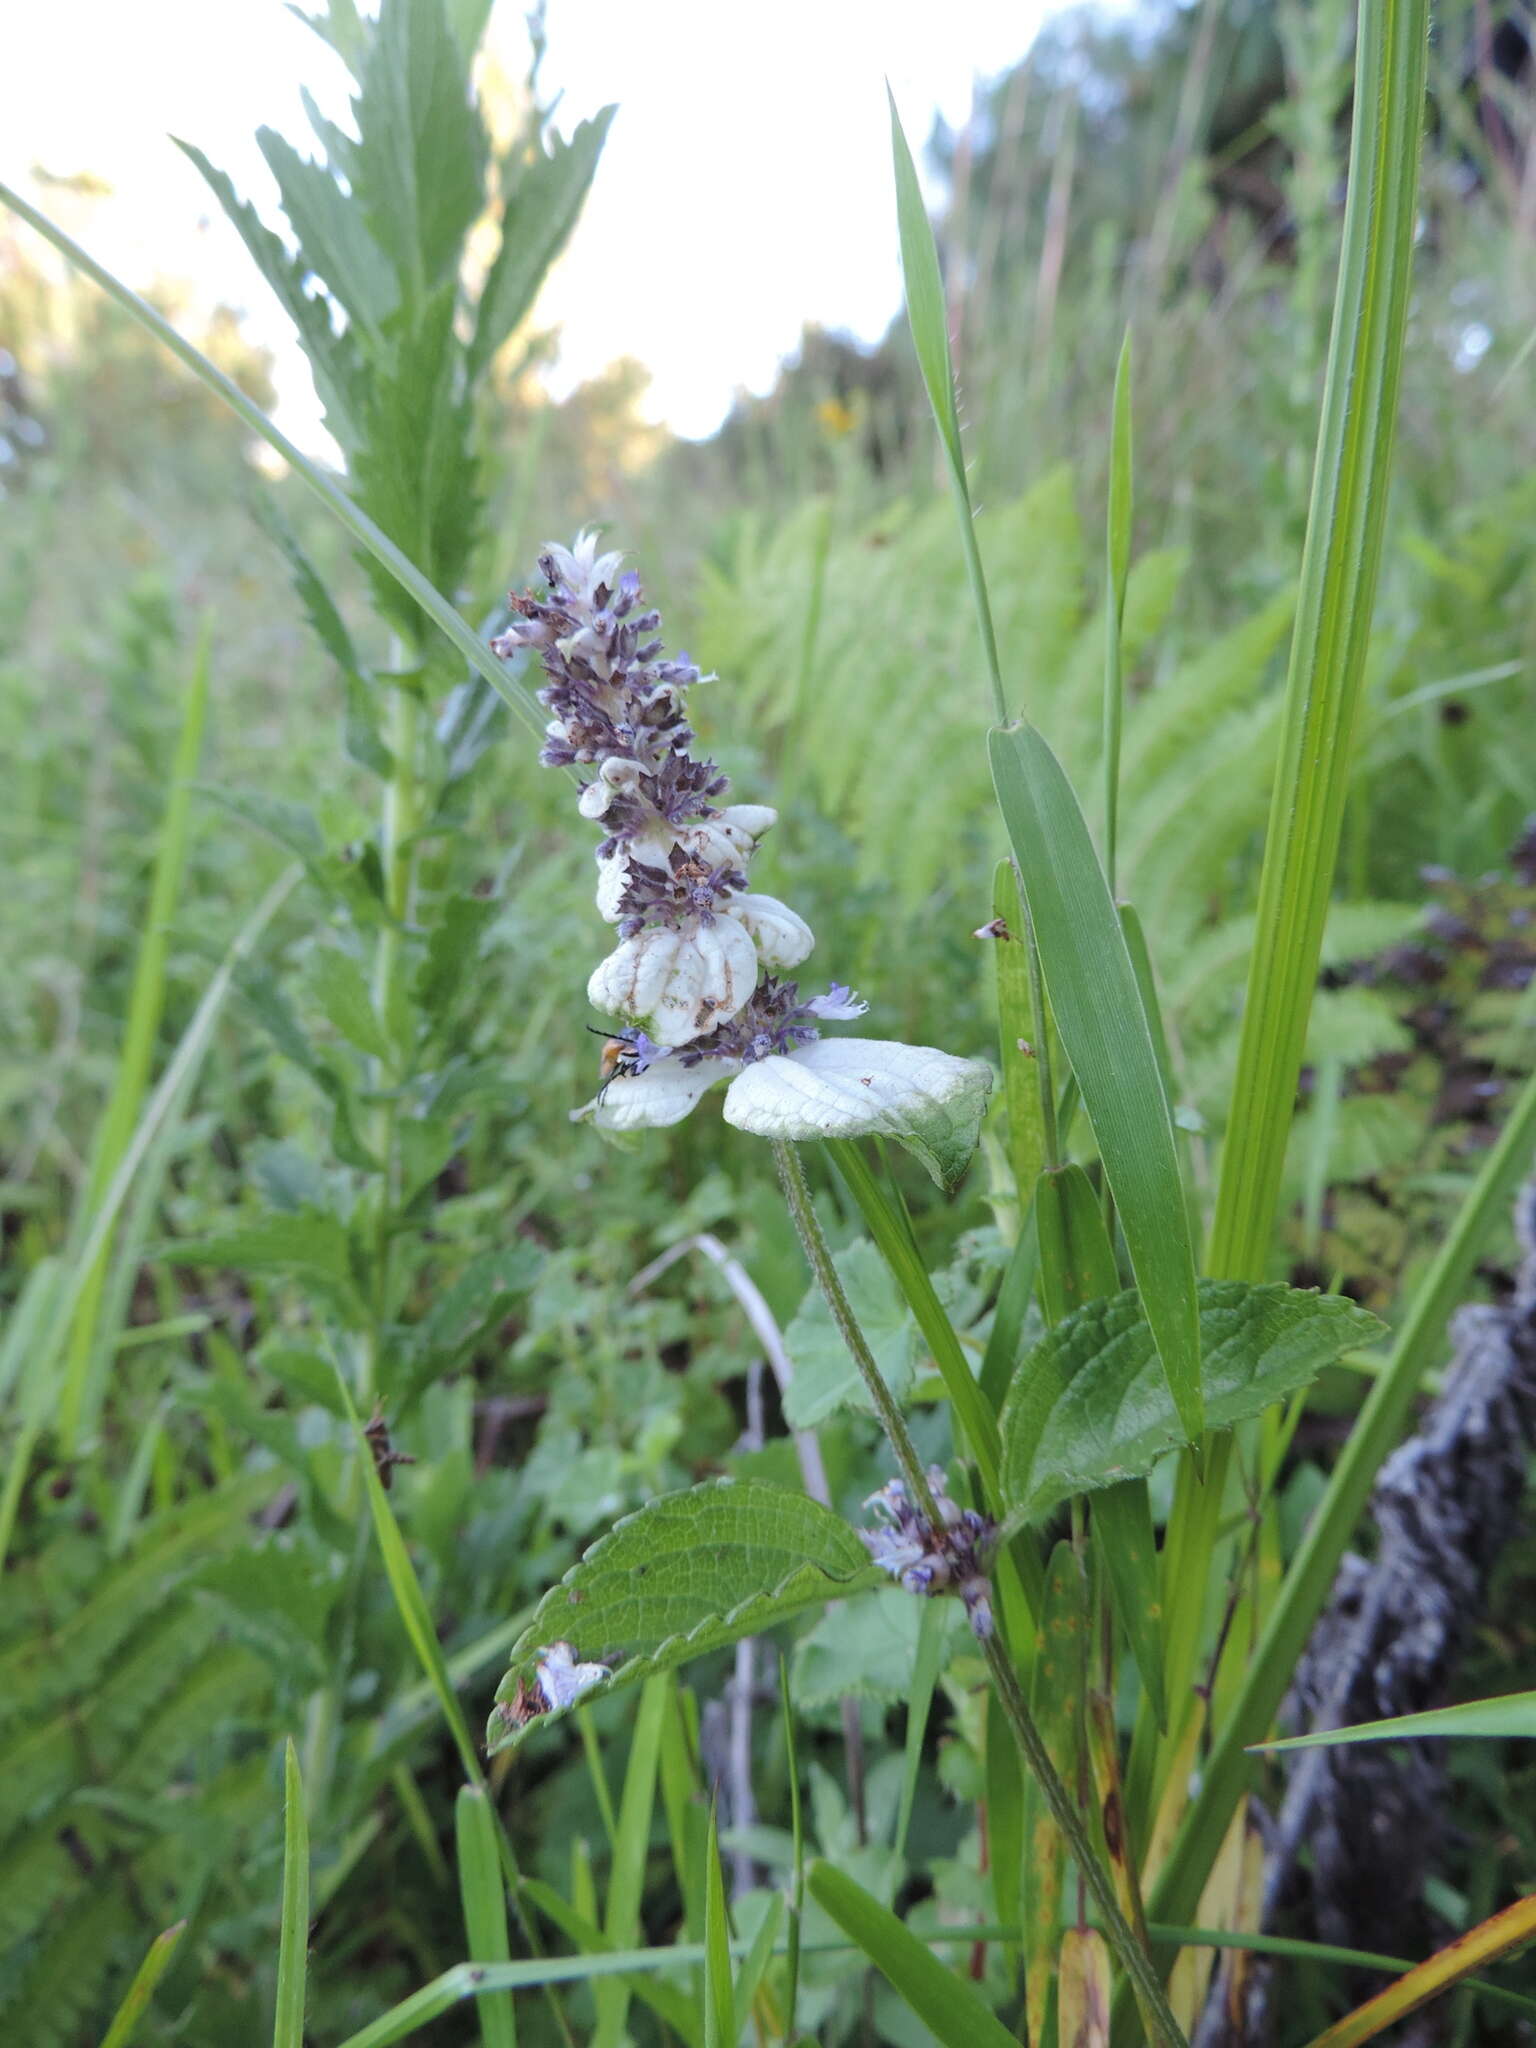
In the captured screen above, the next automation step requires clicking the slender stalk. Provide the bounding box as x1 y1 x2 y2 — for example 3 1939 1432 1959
1020 890 1060 1172
772 1140 939 1526
980 1635 1188 2048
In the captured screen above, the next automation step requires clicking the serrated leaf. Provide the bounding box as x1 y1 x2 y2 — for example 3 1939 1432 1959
414 892 497 1023
989 719 1203 1438
468 108 615 380
1001 1281 1383 1526
352 281 479 633
488 1482 879 1752
258 126 398 340
162 1210 366 1320
200 784 326 868
351 0 488 298
345 671 395 779
251 488 368 686
306 945 391 1061
782 1238 917 1428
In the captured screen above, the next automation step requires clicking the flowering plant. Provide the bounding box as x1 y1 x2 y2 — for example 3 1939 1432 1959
493 532 992 1186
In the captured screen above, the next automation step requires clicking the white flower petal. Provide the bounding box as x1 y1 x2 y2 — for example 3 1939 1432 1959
588 916 759 1045
536 1641 612 1710
731 892 814 969
723 1038 992 1189
574 1058 733 1129
717 804 778 843
594 831 677 923
578 780 613 820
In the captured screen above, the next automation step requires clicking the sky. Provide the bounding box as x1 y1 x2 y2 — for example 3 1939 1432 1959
2 0 1048 446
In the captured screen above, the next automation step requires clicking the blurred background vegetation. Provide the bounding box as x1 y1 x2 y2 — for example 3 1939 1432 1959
2 0 1535 2037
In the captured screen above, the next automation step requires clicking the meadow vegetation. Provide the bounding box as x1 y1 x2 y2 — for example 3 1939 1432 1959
2 0 1536 2041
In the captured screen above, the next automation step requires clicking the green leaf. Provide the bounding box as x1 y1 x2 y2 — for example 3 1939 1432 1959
455 1788 516 2048
306 945 392 1061
257 127 398 340
344 672 396 780
98 1921 186 2048
1022 1542 1087 2046
793 1587 938 1708
487 1482 879 1752
1034 1163 1167 1727
1001 1281 1382 1527
703 1808 734 2048
807 1862 1020 2048
414 893 498 1024
988 718 1203 1439
251 488 369 689
351 0 488 298
274 1740 310 2048
782 1239 917 1428
173 139 365 447
162 1210 366 1322
990 859 1045 1205
352 282 479 632
200 785 326 868
469 109 616 380
1255 1691 1536 1752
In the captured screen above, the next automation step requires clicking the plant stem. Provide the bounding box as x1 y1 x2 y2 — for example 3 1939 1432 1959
981 1633 1188 2048
1019 888 1060 1172
772 1140 940 1525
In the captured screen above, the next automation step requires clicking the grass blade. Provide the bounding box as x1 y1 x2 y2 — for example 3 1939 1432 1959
1299 1892 1536 2048
594 1674 669 2048
989 723 1202 1438
1103 330 1133 894
98 1921 187 2048
888 93 1005 722
1255 1689 1536 1750
1146 1059 1536 1942
807 1861 1021 2048
456 1788 516 2048
1204 0 1429 1283
702 1805 735 2048
61 621 210 1445
274 1740 310 2048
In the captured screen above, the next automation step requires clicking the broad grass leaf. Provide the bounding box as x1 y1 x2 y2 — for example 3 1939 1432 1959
1255 1690 1536 1751
989 719 1204 1437
274 1741 309 2048
469 109 616 380
807 1861 1020 2048
1001 1281 1383 1526
453 1788 515 2048
488 1482 879 1752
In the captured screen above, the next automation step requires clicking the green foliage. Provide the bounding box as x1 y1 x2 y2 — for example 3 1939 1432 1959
489 1483 881 1751
1001 1282 1383 1525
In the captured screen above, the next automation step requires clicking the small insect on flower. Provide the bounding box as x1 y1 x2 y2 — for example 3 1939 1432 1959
587 1025 656 1102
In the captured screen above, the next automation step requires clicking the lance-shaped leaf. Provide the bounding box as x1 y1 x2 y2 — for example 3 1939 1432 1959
1002 1281 1382 1527
989 718 1203 1437
488 1482 879 1752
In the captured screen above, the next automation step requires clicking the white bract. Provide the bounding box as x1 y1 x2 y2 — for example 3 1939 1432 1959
494 534 992 1187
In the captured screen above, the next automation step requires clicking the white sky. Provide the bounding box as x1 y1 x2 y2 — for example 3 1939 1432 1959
3 0 1047 444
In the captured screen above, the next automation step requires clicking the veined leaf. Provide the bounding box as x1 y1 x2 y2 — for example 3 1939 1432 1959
1002 1282 1382 1526
257 126 397 339
488 1482 879 1752
351 0 488 299
989 719 1204 1439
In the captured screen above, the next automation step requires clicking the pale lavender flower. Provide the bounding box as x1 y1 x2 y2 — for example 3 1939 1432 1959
861 1466 998 1640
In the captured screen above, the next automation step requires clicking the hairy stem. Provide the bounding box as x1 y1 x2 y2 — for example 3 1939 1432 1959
981 1633 1188 2048
772 1140 940 1525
